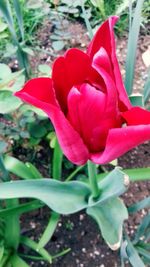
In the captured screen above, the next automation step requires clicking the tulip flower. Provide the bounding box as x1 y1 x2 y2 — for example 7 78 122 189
15 16 150 165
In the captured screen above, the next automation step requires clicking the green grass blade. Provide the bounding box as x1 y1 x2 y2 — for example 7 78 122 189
125 0 144 95
12 0 24 40
20 236 52 263
37 211 60 250
0 200 44 218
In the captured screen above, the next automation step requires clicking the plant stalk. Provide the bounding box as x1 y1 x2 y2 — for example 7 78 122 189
87 160 100 199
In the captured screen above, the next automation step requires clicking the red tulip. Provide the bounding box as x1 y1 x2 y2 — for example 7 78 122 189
15 16 150 165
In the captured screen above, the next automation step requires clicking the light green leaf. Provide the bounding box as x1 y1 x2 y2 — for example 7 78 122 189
10 254 29 267
98 167 150 182
0 91 21 114
0 63 11 80
3 155 42 180
20 236 52 263
87 198 128 250
125 0 144 95
0 21 8 32
38 64 51 76
37 212 60 250
89 167 129 206
22 47 34 56
0 245 4 261
0 179 91 214
52 40 65 51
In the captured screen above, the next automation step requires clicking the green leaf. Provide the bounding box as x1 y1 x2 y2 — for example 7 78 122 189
0 200 43 217
28 122 47 138
0 91 21 114
144 70 150 104
10 254 29 267
0 0 17 42
133 213 150 244
87 197 128 250
38 64 51 76
125 235 145 267
37 212 60 250
129 94 144 107
0 21 8 32
0 179 91 214
12 0 24 40
0 64 11 80
3 155 42 179
20 236 52 263
125 0 144 95
89 167 129 206
22 47 34 56
128 197 150 213
98 167 150 183
0 245 4 261
0 141 7 153
52 40 65 51
136 246 150 262
19 104 47 118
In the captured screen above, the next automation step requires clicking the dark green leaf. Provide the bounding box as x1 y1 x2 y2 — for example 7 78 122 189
129 94 144 107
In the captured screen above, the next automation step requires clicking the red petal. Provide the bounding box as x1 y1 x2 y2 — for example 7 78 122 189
67 83 108 152
122 107 150 125
87 16 131 110
93 47 114 77
90 125 150 164
52 48 91 112
15 77 58 107
15 78 89 165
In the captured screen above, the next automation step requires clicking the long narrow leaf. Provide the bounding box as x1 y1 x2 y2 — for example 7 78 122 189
37 212 60 250
0 0 17 43
20 236 52 263
125 0 144 95
128 196 150 213
12 0 24 40
144 70 150 104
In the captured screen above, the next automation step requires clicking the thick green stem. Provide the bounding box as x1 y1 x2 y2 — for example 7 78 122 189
52 139 63 180
87 161 100 199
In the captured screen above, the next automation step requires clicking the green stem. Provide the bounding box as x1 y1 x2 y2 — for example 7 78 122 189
87 161 100 199
66 165 84 181
52 139 63 180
